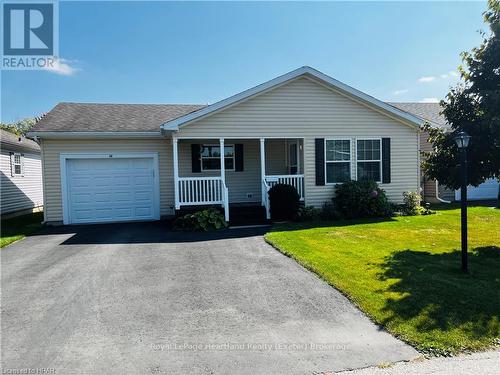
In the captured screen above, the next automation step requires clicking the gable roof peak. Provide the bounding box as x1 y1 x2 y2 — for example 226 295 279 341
161 66 424 131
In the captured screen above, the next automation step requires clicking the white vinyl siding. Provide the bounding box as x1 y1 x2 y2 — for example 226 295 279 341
41 139 173 223
1 150 43 214
176 77 419 205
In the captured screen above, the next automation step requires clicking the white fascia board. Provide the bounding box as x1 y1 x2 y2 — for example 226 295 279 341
28 131 165 139
161 66 425 131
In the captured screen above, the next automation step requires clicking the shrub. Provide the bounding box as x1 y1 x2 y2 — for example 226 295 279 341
268 183 300 220
174 208 228 231
320 202 340 220
295 205 320 221
334 180 393 219
402 191 422 216
399 191 436 216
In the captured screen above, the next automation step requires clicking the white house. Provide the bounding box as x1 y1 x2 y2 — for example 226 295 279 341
1 129 44 217
30 67 427 225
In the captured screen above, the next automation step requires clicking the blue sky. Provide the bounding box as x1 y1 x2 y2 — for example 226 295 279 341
1 1 489 123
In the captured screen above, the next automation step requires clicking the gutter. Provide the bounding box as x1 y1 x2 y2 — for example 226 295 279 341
28 131 165 139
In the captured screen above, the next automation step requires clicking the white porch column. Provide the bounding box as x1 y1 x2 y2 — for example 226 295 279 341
219 138 229 221
173 138 180 209
219 138 225 185
260 138 266 205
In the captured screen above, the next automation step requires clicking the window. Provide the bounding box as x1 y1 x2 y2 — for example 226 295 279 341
357 139 381 182
325 139 351 183
200 145 235 171
11 153 23 176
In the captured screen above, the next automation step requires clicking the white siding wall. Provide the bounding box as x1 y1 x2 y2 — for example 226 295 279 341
176 77 419 205
1 149 43 214
41 139 173 223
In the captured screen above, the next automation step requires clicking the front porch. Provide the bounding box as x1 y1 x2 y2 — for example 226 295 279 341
172 138 304 221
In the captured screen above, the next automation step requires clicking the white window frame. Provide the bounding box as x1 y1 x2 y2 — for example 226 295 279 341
200 144 235 172
325 138 352 185
356 138 382 183
11 153 23 177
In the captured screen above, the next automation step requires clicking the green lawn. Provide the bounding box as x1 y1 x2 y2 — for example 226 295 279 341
265 206 500 355
1 212 44 248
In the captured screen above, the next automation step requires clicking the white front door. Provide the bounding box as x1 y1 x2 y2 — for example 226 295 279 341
66 157 158 224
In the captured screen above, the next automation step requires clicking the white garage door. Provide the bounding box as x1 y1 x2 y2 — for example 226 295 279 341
455 178 499 201
65 157 159 224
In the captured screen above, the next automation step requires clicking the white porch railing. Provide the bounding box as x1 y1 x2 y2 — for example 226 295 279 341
265 174 304 200
178 177 224 205
177 176 229 221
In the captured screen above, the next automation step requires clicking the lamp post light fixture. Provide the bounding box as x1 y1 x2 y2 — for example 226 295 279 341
454 131 471 272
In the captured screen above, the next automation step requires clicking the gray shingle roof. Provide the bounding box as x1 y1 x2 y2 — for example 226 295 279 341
387 102 449 129
30 101 449 134
31 102 206 133
0 129 40 152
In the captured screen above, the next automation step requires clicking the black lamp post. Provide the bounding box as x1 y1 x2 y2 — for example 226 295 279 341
454 131 471 272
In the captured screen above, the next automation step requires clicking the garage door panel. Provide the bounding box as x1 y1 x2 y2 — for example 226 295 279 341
131 159 151 169
135 207 153 217
74 193 93 204
114 192 133 202
94 208 114 220
135 191 152 202
94 176 113 186
134 175 152 186
66 157 158 224
73 209 94 221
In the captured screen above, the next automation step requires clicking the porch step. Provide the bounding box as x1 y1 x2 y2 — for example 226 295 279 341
229 205 269 226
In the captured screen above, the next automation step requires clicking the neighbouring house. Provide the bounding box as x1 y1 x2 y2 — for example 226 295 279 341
30 66 428 225
0 129 44 217
389 102 499 203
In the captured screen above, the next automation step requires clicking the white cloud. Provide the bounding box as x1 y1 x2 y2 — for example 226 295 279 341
440 71 459 79
393 89 409 96
418 76 436 83
419 97 440 103
43 58 80 76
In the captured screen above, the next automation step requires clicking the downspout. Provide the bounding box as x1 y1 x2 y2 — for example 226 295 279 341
435 180 451 203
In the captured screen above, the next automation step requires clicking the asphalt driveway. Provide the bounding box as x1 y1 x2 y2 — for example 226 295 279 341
1 222 417 374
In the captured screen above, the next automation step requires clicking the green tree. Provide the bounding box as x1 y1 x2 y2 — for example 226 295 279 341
423 0 500 189
0 117 39 136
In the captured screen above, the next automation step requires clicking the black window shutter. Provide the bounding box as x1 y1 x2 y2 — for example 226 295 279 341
382 138 391 183
315 138 325 186
235 144 244 172
191 144 201 173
